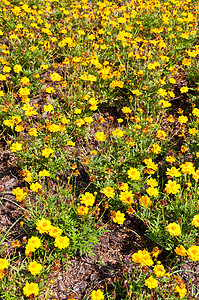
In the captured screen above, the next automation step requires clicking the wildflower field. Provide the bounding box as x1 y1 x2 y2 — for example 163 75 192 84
0 0 199 298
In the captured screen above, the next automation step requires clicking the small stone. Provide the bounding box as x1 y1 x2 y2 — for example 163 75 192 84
73 281 87 293
58 281 66 292
90 273 97 281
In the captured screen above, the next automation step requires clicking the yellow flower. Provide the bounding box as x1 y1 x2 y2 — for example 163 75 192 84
19 87 30 97
77 206 89 215
151 144 161 154
121 106 132 114
175 245 187 256
148 61 160 70
147 178 158 187
158 100 171 108
132 249 153 266
101 186 115 198
192 108 199 118
20 76 30 85
23 170 32 183
169 78 176 84
48 124 60 132
15 125 24 132
182 58 191 66
192 215 199 227
0 258 9 270
74 108 81 114
113 211 126 224
166 156 175 163
36 218 52 234
110 80 124 88
151 247 161 259
192 170 199 181
49 226 62 238
50 72 62 81
23 282 39 297
0 74 7 81
3 66 11 73
118 182 129 191
156 130 167 140
11 240 21 248
91 289 104 300
167 222 181 236
134 124 141 130
10 142 22 152
165 180 180 194
117 118 123 123
44 104 54 112
12 187 27 202
127 167 140 180
41 148 54 158
84 116 94 124
24 106 37 116
78 29 85 35
67 141 75 146
95 131 106 142
180 86 189 93
119 190 134 205
88 34 95 40
90 105 98 111
28 128 38 136
41 64 49 70
0 269 5 279
157 88 167 97
146 187 159 197
139 195 152 208
153 263 165 277
189 128 198 135
80 192 95 207
175 283 187 298
74 118 85 127
25 236 41 255
166 167 181 178
180 162 195 175
145 276 158 289
187 245 199 261
13 116 22 124
143 158 158 171
45 87 55 94
30 182 42 192
88 97 98 106
3 119 15 129
13 64 22 73
80 73 97 82
61 118 70 125
28 261 42 275
112 129 124 138
54 236 70 249
178 115 188 123
39 169 50 177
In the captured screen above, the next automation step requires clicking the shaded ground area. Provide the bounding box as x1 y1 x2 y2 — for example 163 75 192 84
0 148 24 247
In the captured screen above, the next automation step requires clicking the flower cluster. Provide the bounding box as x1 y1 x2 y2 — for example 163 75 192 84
36 218 69 249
